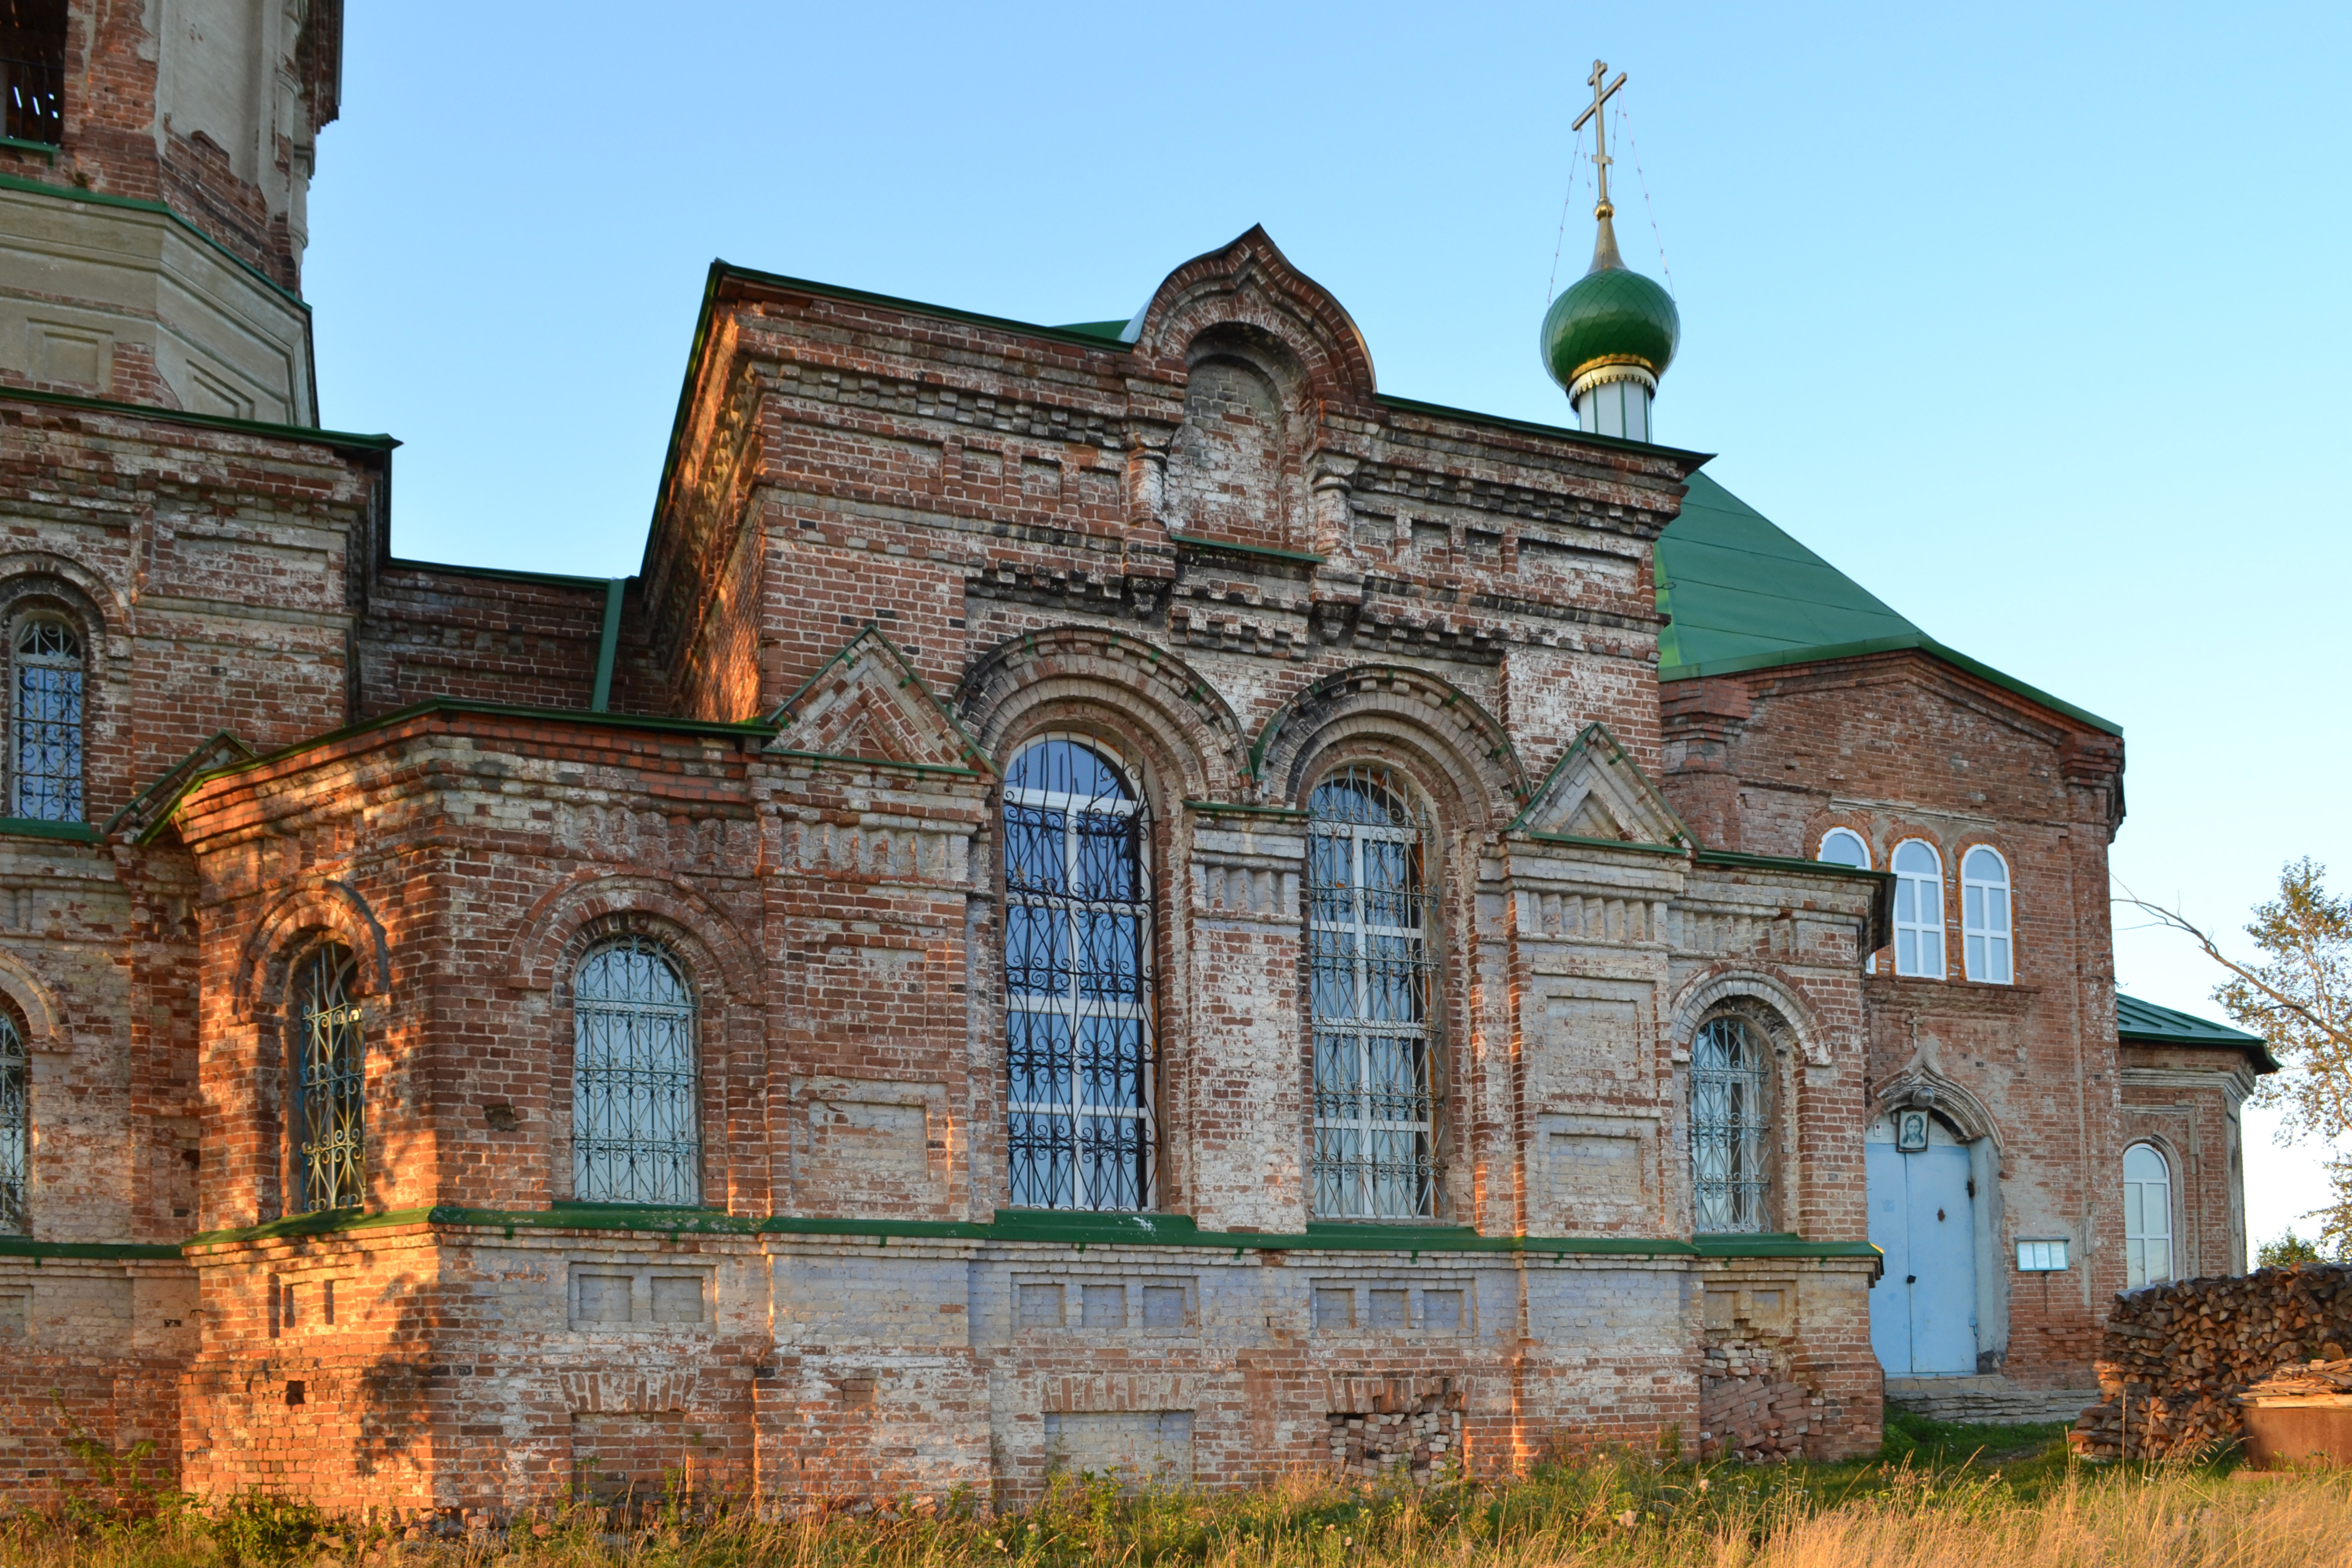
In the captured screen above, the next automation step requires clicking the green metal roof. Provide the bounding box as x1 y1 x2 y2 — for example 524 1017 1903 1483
1655 472 2122 737
2116 992 2279 1071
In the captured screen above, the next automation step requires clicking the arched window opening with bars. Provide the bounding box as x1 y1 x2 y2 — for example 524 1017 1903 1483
11 618 82 822
291 944 364 1214
2124 1142 2173 1288
1690 1014 1771 1233
1002 736 1156 1211
1961 846 2013 984
573 936 701 1206
1307 765 1438 1220
0 1008 23 1234
1892 840 1946 978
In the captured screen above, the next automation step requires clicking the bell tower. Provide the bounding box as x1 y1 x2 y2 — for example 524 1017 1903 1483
0 1 342 424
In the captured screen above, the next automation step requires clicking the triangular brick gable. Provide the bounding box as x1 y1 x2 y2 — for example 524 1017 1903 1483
768 626 989 773
1508 722 1693 848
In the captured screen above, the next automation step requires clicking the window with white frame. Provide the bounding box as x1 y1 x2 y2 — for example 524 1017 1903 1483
1892 840 1946 978
290 944 364 1214
1961 846 2013 984
1307 765 1439 1219
10 617 82 822
1817 827 1870 870
2123 1142 2173 1288
573 935 701 1206
1690 1014 1772 1232
1002 736 1156 1211
0 1008 22 1234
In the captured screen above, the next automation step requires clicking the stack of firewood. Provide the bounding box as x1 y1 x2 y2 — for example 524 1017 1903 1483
2069 1264 2352 1460
2240 1358 2352 1402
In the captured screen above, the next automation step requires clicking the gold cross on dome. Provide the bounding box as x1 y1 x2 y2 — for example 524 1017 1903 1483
1571 60 1628 216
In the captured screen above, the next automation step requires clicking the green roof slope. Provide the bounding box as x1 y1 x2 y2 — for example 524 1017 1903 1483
1654 472 2121 737
2116 993 2278 1071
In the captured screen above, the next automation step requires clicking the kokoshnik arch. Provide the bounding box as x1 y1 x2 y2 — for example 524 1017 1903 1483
0 13 2278 1514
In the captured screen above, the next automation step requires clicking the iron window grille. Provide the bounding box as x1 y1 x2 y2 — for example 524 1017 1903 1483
0 2 65 147
0 1008 22 1233
572 936 701 1206
1690 1015 1771 1232
11 619 81 822
292 945 364 1214
1308 765 1439 1220
1002 735 1157 1211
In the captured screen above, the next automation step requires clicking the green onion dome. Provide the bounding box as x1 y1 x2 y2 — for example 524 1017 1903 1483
1541 254 1680 394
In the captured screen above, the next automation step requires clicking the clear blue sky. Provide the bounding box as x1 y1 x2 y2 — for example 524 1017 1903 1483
308 2 2351 1246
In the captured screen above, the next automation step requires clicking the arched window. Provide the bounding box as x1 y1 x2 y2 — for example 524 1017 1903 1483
1307 765 1438 1220
290 944 363 1214
1892 840 1946 978
10 618 82 822
2123 1142 2173 1288
1817 827 1870 870
1002 736 1156 1211
1961 846 2013 984
1690 1015 1771 1232
573 936 701 1206
0 1008 23 1234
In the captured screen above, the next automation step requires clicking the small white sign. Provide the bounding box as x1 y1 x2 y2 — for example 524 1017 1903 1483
2017 1239 2069 1272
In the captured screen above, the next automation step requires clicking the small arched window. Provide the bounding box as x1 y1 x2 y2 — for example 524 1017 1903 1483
1817 827 1870 870
1690 1015 1771 1233
1961 847 2013 984
0 1008 24 1234
1002 736 1156 1211
290 944 364 1214
1892 840 1946 978
2123 1142 2173 1288
1307 765 1438 1220
10 618 82 822
573 936 701 1206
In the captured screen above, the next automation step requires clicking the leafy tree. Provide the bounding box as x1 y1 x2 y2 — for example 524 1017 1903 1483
2257 1229 2323 1267
2124 859 2352 1260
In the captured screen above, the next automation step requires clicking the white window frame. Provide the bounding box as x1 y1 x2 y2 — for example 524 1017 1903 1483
1960 845 2013 985
1891 840 1946 978
1816 827 1871 869
2123 1142 2173 1288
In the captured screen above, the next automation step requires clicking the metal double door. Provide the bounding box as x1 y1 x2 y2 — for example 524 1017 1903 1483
1866 1141 1978 1376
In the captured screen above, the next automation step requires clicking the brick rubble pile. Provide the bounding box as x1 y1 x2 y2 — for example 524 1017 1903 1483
2068 1264 2352 1460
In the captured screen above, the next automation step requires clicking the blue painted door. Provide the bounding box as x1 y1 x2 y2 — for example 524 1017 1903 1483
1867 1142 1978 1376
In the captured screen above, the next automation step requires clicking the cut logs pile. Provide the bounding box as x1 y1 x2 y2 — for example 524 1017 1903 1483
2240 1357 2352 1401
2069 1263 2352 1460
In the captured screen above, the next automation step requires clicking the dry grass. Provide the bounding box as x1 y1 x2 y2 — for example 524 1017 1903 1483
7 1423 2351 1568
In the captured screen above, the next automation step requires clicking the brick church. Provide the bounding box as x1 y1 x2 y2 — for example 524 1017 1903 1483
0 3 2275 1517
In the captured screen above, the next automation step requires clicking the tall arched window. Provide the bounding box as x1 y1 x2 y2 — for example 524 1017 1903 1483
10 618 82 822
573 936 701 1206
290 944 364 1214
2123 1142 2173 1288
0 1008 23 1234
1817 827 1870 870
1002 736 1156 1211
1892 840 1946 978
1961 846 2013 984
1307 765 1437 1219
1690 1015 1771 1232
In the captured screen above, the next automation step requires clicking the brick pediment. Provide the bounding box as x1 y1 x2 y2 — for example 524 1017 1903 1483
1511 722 1693 849
768 625 987 773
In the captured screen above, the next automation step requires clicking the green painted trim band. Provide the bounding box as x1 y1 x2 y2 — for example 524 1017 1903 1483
763 747 985 778
0 384 395 453
1373 393 1714 466
590 579 625 713
1695 848 1893 883
1692 1234 1881 1260
0 135 58 162
383 556 614 592
0 1236 181 1261
1522 831 1688 857
1184 800 1309 820
1660 633 2121 738
1167 532 1327 566
0 817 103 843
0 170 312 315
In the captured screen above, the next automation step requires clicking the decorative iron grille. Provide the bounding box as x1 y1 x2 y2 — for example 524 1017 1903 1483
12 619 81 822
0 2 65 147
292 945 364 1213
1002 736 1156 1211
573 936 701 1206
0 1009 23 1233
1690 1015 1770 1232
1307 765 1439 1219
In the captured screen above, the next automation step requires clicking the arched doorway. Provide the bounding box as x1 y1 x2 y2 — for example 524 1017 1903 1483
1866 1110 1980 1376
